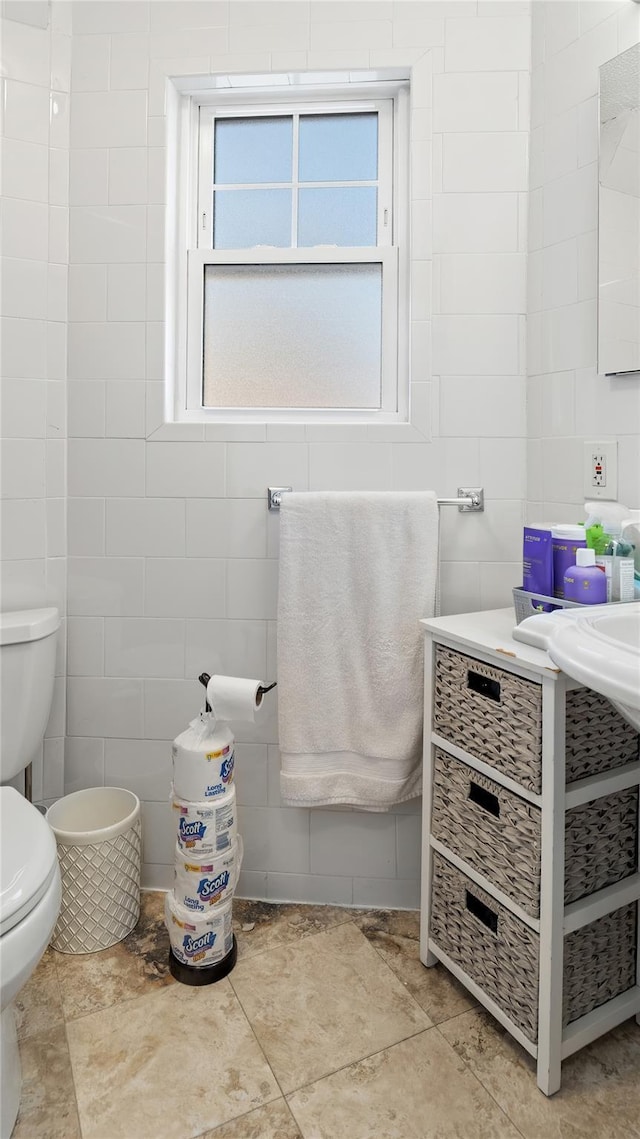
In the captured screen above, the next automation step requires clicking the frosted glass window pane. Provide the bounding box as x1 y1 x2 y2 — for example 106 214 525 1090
213 189 291 249
298 188 377 247
203 263 382 409
298 113 378 182
214 116 292 184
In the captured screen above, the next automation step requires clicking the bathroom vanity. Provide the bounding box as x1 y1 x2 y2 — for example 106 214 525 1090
419 608 640 1096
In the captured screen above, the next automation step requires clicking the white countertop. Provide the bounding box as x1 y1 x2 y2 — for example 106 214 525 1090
420 607 561 678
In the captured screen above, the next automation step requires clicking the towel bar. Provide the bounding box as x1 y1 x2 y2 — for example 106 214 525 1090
267 487 484 512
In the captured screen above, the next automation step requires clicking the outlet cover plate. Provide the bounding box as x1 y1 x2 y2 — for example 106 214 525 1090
584 440 618 500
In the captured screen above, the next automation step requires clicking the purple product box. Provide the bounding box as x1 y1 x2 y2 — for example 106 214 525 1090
523 527 553 596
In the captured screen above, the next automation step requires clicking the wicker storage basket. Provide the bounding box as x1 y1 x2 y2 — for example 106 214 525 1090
431 750 638 917
430 852 638 1044
565 687 639 781
433 646 542 792
433 646 639 794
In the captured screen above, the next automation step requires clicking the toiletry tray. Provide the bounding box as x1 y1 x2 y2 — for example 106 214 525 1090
513 587 581 624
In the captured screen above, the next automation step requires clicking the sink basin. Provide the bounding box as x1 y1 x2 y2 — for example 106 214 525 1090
514 602 640 731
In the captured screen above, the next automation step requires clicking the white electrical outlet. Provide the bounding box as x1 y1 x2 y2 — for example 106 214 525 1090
584 440 618 500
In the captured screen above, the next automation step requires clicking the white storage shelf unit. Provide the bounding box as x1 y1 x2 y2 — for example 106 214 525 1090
419 608 640 1097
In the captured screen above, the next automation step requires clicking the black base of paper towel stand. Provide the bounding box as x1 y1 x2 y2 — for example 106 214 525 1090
168 935 237 986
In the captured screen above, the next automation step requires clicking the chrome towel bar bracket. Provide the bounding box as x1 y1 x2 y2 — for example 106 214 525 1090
267 487 484 513
268 487 293 511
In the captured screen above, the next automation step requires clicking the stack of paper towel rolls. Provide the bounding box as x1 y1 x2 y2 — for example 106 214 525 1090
164 675 265 975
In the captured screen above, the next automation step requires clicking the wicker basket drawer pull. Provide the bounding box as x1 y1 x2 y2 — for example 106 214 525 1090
467 669 501 702
465 889 498 934
468 780 500 817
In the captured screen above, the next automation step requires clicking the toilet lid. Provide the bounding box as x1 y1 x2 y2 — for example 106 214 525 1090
0 787 58 936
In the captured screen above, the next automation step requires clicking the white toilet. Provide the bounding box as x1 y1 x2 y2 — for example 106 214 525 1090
0 608 62 1139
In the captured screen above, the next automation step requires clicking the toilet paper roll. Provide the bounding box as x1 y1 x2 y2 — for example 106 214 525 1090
172 785 237 858
173 835 243 913
172 716 235 802
206 675 265 723
165 892 234 968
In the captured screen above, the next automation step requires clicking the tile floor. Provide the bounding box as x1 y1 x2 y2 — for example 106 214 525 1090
12 894 640 1139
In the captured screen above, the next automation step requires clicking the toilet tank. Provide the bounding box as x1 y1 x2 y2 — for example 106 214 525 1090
0 608 60 783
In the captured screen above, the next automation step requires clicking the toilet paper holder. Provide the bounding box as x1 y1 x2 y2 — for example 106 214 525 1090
198 673 276 713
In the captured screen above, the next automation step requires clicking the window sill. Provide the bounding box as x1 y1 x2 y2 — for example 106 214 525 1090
149 382 431 442
147 421 431 443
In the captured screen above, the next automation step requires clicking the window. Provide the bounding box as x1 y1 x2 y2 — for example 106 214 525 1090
169 75 409 424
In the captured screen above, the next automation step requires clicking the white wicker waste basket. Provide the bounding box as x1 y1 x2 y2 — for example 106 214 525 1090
46 787 142 954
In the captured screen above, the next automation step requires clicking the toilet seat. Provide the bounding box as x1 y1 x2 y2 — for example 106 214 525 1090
1 865 61 1139
0 787 58 936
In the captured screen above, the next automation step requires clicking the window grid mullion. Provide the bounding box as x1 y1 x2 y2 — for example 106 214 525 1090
209 111 381 249
211 180 379 190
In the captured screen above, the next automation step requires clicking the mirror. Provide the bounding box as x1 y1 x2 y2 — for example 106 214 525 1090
598 44 640 375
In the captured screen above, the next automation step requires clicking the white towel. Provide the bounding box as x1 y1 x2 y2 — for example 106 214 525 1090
277 491 439 810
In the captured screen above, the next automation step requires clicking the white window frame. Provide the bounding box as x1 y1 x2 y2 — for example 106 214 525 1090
197 99 393 251
166 75 410 426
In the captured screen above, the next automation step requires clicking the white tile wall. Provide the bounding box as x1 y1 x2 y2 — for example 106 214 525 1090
444 14 530 71
69 205 147 263
442 131 528 192
63 735 105 794
433 192 520 252
527 2 640 518
70 90 148 148
68 438 145 496
184 618 267 678
80 0 528 897
104 617 185 678
143 677 202 739
67 616 104 676
146 441 226 498
105 497 185 556
310 810 397 878
67 556 144 616
67 675 144 738
437 253 526 314
433 72 519 132
2 137 49 200
0 0 534 904
67 497 105 554
2 259 48 317
104 738 172 800
1 2 69 804
144 558 226 618
432 315 521 374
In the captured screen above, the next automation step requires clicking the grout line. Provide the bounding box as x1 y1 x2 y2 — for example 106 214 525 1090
226 968 291 1107
62 1018 86 1139
432 1021 529 1139
56 958 178 1028
58 982 171 1028
283 1022 436 1102
229 918 436 1097
190 1096 299 1139
429 998 481 1030
56 906 358 1027
228 911 356 968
